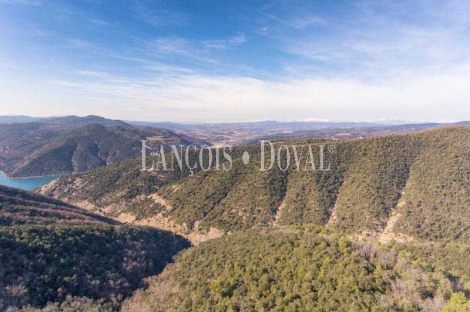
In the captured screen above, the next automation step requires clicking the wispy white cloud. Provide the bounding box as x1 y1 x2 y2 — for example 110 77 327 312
100 53 198 77
145 63 194 74
132 1 187 27
39 64 470 122
253 8 301 29
0 62 16 69
90 19 110 26
47 80 84 88
146 37 220 64
75 70 110 78
145 34 247 65
281 0 470 81
67 39 96 49
150 38 190 54
202 35 247 50
291 15 326 28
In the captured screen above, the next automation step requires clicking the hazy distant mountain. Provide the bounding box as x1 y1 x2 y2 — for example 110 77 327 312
41 115 130 129
128 120 467 146
0 115 41 123
128 120 387 145
247 122 446 143
0 114 128 129
4 115 466 146
129 120 383 130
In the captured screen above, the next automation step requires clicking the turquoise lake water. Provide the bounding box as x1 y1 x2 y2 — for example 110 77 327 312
0 172 64 191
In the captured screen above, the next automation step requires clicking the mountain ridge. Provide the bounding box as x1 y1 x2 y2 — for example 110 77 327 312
37 126 470 245
0 117 208 177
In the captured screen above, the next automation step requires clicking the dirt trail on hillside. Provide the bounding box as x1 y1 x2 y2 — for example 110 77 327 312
116 212 223 245
378 210 413 243
273 199 286 226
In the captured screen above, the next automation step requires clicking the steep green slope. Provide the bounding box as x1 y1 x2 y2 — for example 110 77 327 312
39 127 470 243
325 134 421 233
0 116 129 173
0 225 190 311
394 129 470 243
3 123 205 178
0 115 208 178
0 186 191 311
8 124 143 177
0 185 117 226
0 123 58 171
122 227 470 312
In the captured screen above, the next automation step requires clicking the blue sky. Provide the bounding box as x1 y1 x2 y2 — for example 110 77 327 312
1 0 470 122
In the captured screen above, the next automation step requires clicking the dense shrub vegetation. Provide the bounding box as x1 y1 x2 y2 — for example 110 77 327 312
0 225 190 311
0 185 117 226
0 186 190 311
123 227 470 312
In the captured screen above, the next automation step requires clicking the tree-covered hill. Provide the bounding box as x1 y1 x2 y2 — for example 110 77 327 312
122 227 470 312
39 126 470 245
0 184 117 226
0 115 130 172
0 186 191 311
0 120 207 177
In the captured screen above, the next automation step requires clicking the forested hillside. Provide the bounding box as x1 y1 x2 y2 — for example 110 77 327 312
123 227 470 312
3 126 470 311
0 185 117 226
39 126 470 245
0 186 190 311
0 117 207 177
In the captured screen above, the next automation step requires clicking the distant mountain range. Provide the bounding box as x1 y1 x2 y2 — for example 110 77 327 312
0 115 127 128
128 119 384 130
246 122 469 143
0 115 41 124
2 115 469 147
0 115 468 177
127 120 385 145
128 119 470 146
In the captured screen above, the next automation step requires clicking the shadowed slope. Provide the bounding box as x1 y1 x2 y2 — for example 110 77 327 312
0 186 191 311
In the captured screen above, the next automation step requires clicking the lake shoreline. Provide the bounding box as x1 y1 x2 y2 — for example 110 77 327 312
0 170 68 180
0 171 67 191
